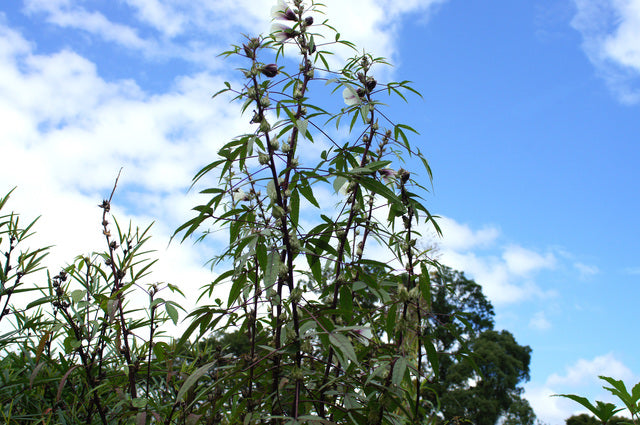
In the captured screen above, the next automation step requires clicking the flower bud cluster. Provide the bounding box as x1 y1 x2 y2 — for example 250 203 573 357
397 284 410 303
289 287 302 304
290 366 305 381
243 37 261 60
408 286 421 301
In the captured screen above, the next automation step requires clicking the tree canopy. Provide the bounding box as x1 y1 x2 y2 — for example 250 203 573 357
423 266 534 425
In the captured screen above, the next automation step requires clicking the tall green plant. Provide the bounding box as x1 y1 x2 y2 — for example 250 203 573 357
0 188 49 350
0 181 187 424
174 1 443 423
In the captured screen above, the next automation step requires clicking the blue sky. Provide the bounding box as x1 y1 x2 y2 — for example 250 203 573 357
1 1 639 423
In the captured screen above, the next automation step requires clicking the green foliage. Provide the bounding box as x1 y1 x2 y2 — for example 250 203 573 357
0 184 193 424
566 414 633 425
0 188 49 349
557 375 640 425
0 1 535 424
170 1 444 423
502 398 537 425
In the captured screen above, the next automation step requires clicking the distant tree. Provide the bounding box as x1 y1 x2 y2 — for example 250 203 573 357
502 398 537 425
566 414 633 425
566 414 600 425
424 266 534 425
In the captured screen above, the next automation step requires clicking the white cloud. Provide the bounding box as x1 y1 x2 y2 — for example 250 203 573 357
547 353 634 387
0 21 250 317
571 0 640 103
23 0 151 50
123 0 186 37
526 354 636 425
433 217 556 305
436 216 499 251
529 311 551 330
20 0 449 71
502 245 556 276
574 261 599 278
525 384 574 425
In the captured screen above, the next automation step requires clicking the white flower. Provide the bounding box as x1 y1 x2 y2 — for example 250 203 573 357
271 0 297 21
270 23 298 42
233 189 250 202
342 86 361 106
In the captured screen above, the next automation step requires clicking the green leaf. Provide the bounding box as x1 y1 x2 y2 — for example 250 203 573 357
165 303 179 325
357 176 402 207
392 356 407 387
177 361 217 401
297 119 308 139
600 375 639 415
264 251 281 290
424 337 439 379
329 332 358 365
131 397 147 408
297 416 338 425
333 176 347 194
267 179 277 201
256 242 268 272
307 253 322 284
553 394 623 423
339 285 353 321
290 188 300 227
227 273 247 307
27 296 54 309
297 180 320 208
386 304 397 337
632 382 640 409
70 289 86 303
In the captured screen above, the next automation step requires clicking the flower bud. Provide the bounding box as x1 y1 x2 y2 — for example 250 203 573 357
243 44 255 59
260 119 271 133
398 285 409 302
409 286 420 300
397 168 410 184
248 37 261 49
366 77 377 92
260 64 279 78
258 152 270 165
